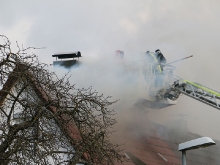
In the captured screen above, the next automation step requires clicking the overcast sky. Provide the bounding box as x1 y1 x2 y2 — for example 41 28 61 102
1 0 220 139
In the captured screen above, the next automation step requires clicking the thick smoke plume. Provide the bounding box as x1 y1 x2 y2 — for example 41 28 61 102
1 1 220 160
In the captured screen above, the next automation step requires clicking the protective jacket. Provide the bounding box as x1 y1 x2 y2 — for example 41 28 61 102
146 50 166 71
156 52 166 64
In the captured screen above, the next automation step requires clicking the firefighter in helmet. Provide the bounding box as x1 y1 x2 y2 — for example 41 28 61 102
155 49 166 71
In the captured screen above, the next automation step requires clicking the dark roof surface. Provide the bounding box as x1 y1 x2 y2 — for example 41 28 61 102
112 108 220 165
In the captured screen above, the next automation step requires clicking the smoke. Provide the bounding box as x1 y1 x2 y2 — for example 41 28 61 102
51 51 147 112
1 0 220 144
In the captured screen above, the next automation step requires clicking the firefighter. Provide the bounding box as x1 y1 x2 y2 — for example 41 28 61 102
145 49 166 71
154 49 167 87
155 49 166 73
155 49 166 64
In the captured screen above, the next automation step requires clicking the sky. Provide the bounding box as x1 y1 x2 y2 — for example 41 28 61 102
1 0 220 140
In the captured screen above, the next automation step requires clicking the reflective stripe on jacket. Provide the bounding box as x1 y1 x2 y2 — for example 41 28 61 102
148 52 162 72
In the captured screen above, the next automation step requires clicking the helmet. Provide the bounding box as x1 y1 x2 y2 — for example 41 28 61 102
155 49 160 53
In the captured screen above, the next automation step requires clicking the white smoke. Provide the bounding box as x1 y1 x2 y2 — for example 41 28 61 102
50 51 147 112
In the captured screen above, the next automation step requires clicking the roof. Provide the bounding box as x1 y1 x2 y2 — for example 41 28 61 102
111 107 220 165
3 64 220 165
111 110 181 165
0 64 86 159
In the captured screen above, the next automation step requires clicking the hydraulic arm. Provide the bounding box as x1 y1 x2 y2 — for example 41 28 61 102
164 79 220 110
140 51 220 110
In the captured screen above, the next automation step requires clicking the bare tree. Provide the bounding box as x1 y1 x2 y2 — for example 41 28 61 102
0 35 123 165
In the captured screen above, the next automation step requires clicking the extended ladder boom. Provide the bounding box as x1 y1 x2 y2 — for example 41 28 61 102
164 79 220 110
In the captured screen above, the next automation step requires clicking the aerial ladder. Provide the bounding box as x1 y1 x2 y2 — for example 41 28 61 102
139 51 220 110
164 79 220 110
